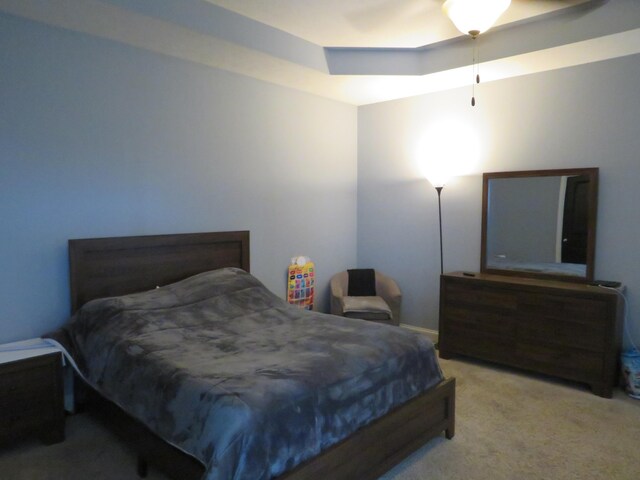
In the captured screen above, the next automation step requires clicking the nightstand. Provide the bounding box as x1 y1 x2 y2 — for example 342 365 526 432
0 351 65 446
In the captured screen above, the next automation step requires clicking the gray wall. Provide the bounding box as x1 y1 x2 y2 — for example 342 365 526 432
0 14 358 344
358 54 640 349
2 12 639 352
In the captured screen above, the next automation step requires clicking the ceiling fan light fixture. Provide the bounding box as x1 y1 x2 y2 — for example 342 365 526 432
443 0 511 37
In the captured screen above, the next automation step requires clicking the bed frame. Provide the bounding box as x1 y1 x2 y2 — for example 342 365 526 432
68 231 455 480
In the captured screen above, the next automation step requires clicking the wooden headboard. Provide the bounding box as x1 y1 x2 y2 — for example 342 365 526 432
69 231 250 313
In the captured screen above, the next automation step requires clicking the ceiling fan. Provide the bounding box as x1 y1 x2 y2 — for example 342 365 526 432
439 0 605 105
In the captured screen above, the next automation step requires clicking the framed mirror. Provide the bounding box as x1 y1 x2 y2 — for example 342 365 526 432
481 168 598 282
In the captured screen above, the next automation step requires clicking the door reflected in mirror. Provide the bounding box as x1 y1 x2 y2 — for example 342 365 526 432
481 168 598 282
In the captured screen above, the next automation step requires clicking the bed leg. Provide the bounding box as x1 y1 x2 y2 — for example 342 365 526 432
137 455 149 478
445 378 456 439
445 426 455 439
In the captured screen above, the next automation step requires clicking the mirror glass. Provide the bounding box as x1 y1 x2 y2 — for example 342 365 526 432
481 168 598 282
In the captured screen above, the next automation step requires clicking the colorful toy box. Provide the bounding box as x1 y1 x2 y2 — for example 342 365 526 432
287 256 315 310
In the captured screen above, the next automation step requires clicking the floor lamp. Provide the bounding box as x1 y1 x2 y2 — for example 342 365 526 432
424 173 450 276
423 168 451 276
434 185 444 275
430 181 446 350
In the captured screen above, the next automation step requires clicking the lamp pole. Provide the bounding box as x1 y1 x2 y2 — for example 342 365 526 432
435 186 444 275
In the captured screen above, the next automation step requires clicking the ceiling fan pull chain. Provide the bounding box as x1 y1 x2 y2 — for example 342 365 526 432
476 36 480 84
471 36 478 106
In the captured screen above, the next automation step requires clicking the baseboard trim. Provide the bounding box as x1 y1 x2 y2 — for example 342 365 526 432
400 324 439 344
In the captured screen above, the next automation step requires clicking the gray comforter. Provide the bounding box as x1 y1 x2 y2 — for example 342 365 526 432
66 268 443 480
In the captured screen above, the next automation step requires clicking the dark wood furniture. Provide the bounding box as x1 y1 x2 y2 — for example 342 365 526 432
439 272 622 397
481 168 598 283
68 231 455 480
69 230 250 311
0 352 65 446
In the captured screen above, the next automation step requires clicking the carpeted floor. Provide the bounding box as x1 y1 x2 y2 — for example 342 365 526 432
381 358 640 480
1 357 638 480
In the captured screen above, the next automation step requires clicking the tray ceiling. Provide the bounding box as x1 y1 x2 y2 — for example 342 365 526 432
1 0 639 105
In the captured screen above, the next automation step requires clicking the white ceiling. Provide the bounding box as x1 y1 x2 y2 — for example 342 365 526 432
1 0 639 105
204 0 587 48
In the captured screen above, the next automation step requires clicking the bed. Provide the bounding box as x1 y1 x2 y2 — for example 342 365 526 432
62 231 455 480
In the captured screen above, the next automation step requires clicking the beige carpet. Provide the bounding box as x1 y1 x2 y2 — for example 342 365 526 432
382 358 640 480
1 357 638 480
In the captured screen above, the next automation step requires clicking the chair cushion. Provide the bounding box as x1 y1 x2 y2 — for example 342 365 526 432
341 296 392 321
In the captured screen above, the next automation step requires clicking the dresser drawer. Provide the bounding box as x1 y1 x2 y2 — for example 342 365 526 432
516 315 607 352
444 306 516 338
518 293 608 325
0 401 54 431
0 386 57 412
444 282 517 311
0 367 55 399
0 352 65 445
445 328 514 366
516 342 604 382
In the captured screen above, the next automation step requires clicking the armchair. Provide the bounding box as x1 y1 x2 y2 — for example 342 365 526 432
330 270 402 326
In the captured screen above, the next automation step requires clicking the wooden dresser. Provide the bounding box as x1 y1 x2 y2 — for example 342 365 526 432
0 351 65 445
439 272 622 397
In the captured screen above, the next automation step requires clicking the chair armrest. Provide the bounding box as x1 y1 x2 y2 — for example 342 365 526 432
330 272 348 316
375 272 402 324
